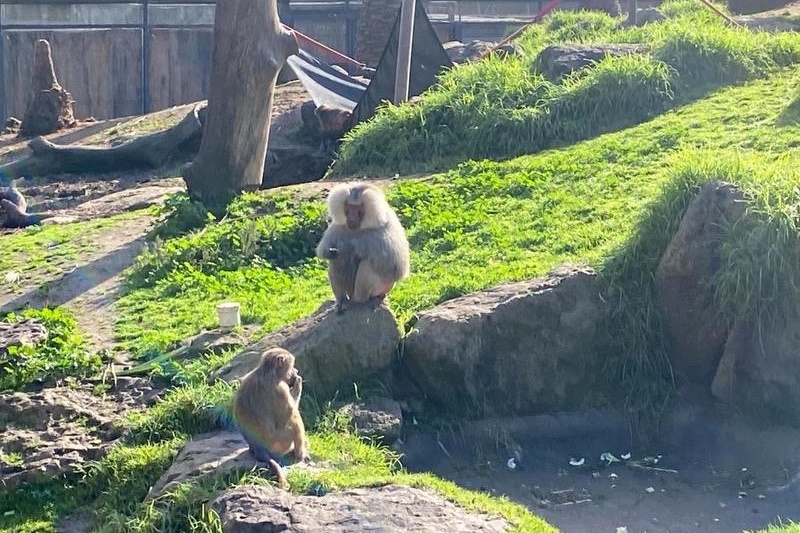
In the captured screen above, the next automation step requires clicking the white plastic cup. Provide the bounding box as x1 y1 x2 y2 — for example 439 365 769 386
216 302 241 330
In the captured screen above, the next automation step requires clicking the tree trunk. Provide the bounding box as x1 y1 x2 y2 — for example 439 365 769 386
19 39 76 138
182 0 298 209
0 105 204 179
356 0 402 68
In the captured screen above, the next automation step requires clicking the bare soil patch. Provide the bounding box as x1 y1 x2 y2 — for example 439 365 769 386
400 402 800 533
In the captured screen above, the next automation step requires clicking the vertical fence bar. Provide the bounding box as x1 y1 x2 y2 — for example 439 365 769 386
0 4 5 122
142 0 150 114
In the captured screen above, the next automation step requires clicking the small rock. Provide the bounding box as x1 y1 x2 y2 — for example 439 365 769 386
536 44 650 82
335 396 404 444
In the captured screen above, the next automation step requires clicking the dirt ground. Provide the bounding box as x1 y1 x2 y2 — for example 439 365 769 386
400 397 800 533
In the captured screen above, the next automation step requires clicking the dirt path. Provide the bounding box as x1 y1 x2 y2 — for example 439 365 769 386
400 405 800 533
0 179 185 356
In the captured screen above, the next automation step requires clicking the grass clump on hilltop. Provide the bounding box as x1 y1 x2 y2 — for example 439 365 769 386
333 0 800 175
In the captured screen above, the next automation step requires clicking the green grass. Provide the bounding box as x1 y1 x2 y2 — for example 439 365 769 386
751 523 800 533
117 70 800 364
85 429 556 533
0 307 101 392
333 1 800 176
0 211 143 290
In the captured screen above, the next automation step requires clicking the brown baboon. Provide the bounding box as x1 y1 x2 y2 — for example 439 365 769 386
232 347 310 489
314 104 353 139
315 182 410 314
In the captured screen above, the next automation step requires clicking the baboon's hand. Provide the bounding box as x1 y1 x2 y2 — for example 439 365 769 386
290 373 303 393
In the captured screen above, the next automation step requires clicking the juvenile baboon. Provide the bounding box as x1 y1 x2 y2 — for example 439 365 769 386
316 182 410 313
300 102 354 157
0 182 53 229
232 347 310 489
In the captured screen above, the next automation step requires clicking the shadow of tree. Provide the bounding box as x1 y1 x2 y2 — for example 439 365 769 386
0 236 146 315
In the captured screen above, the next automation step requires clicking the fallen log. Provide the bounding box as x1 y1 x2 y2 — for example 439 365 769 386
1 104 205 179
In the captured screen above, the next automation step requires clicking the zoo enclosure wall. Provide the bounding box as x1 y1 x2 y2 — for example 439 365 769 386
0 0 654 122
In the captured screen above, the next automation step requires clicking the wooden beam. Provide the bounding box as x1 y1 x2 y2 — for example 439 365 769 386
393 0 416 103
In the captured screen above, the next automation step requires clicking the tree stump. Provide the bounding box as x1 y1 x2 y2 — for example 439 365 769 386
19 40 77 139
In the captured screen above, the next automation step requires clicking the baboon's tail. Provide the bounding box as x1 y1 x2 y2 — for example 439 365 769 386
267 458 288 490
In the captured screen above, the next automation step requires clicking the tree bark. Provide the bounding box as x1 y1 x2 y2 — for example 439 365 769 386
19 39 76 138
0 105 204 179
182 0 298 209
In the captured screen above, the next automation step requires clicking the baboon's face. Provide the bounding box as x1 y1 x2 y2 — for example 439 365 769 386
344 200 364 230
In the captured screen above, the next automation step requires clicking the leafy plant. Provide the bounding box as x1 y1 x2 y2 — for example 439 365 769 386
0 308 100 392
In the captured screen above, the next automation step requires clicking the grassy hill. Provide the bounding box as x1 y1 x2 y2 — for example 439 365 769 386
2 1 800 532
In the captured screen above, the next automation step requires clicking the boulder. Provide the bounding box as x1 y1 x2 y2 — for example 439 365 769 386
402 265 609 417
146 431 256 499
444 40 492 63
147 430 327 500
211 484 513 532
536 44 650 82
735 16 800 32
578 0 622 16
711 307 800 424
215 301 402 401
335 396 404 444
655 181 746 386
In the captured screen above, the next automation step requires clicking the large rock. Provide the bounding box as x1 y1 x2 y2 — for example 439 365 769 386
147 431 326 500
711 307 800 424
215 302 402 401
655 181 746 386
402 266 609 417
536 44 650 82
443 40 522 64
211 484 513 532
146 431 255 499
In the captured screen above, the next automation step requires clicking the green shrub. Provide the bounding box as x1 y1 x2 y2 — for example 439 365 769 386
337 54 673 174
128 192 327 289
0 308 100 392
